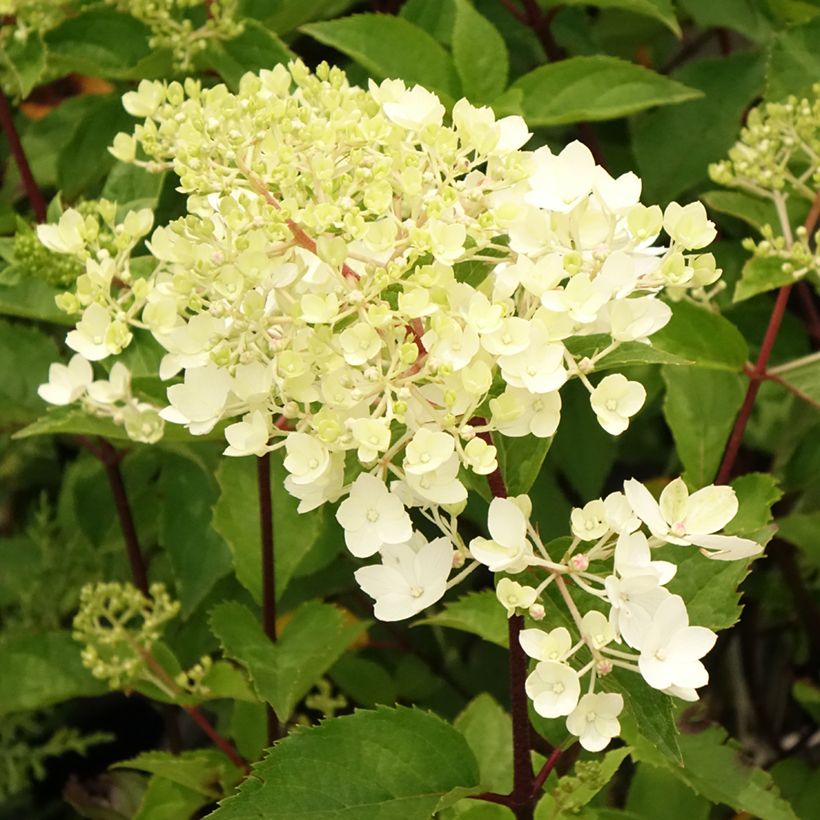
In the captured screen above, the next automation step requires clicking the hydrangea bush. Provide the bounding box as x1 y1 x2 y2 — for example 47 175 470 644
1 2 819 819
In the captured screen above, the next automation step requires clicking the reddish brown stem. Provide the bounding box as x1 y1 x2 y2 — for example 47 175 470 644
76 436 149 595
531 746 562 797
744 363 820 411
508 613 535 819
796 280 820 344
257 452 280 745
0 89 46 222
185 705 250 772
716 191 820 484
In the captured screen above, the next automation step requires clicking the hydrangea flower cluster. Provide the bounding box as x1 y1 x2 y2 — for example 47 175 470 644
489 477 761 751
34 62 749 751
42 60 718 498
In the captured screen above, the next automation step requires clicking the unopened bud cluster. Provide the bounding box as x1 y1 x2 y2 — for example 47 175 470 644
73 581 179 688
710 84 820 281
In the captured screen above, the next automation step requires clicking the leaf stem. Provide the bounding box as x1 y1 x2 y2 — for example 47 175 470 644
76 436 149 595
531 746 561 797
0 89 46 222
716 190 820 485
257 452 281 745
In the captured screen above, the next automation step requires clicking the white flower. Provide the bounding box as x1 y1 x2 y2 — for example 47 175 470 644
463 437 498 475
491 387 561 438
224 411 270 457
66 303 116 362
403 429 455 475
581 610 615 649
566 692 623 752
663 201 716 249
623 477 762 560
284 452 345 513
590 374 646 435
614 530 676 585
527 141 596 212
520 627 572 662
608 297 672 343
350 417 391 462
37 209 86 256
498 327 567 394
525 661 581 718
122 404 165 444
603 491 640 534
354 535 452 621
401 454 468 506
571 500 609 541
593 167 641 212
470 496 534 573
38 354 93 405
87 362 131 405
335 473 413 558
605 573 671 649
382 84 445 130
160 364 231 435
638 595 716 692
496 578 538 616
283 432 331 486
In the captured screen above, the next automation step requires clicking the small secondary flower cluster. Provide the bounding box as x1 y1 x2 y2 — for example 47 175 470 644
42 61 719 516
710 84 820 282
487 478 758 751
38 355 165 443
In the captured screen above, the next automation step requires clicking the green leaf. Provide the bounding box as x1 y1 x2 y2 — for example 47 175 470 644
676 0 773 41
208 706 481 819
769 353 820 404
203 20 294 91
13 404 203 442
567 335 691 369
300 14 461 101
57 94 133 199
240 0 350 33
401 0 457 45
652 301 749 371
102 163 167 217
416 590 508 648
632 725 799 820
776 511 820 568
452 0 509 103
766 17 820 101
0 319 58 426
212 454 339 604
330 654 398 707
158 451 233 616
603 670 681 765
115 750 236 798
0 31 46 99
627 764 711 820
0 276 73 325
134 776 209 820
454 694 513 794
792 678 820 723
734 256 794 303
565 0 680 34
665 546 754 630
725 473 782 536
509 56 700 126
44 10 156 79
631 53 765 203
496 433 552 496
0 631 105 717
210 600 366 722
662 366 746 485
701 190 809 237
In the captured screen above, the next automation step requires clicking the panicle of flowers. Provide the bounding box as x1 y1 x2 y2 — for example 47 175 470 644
38 355 165 443
478 476 762 752
709 84 820 282
72 581 211 698
38 60 732 625
107 0 243 72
